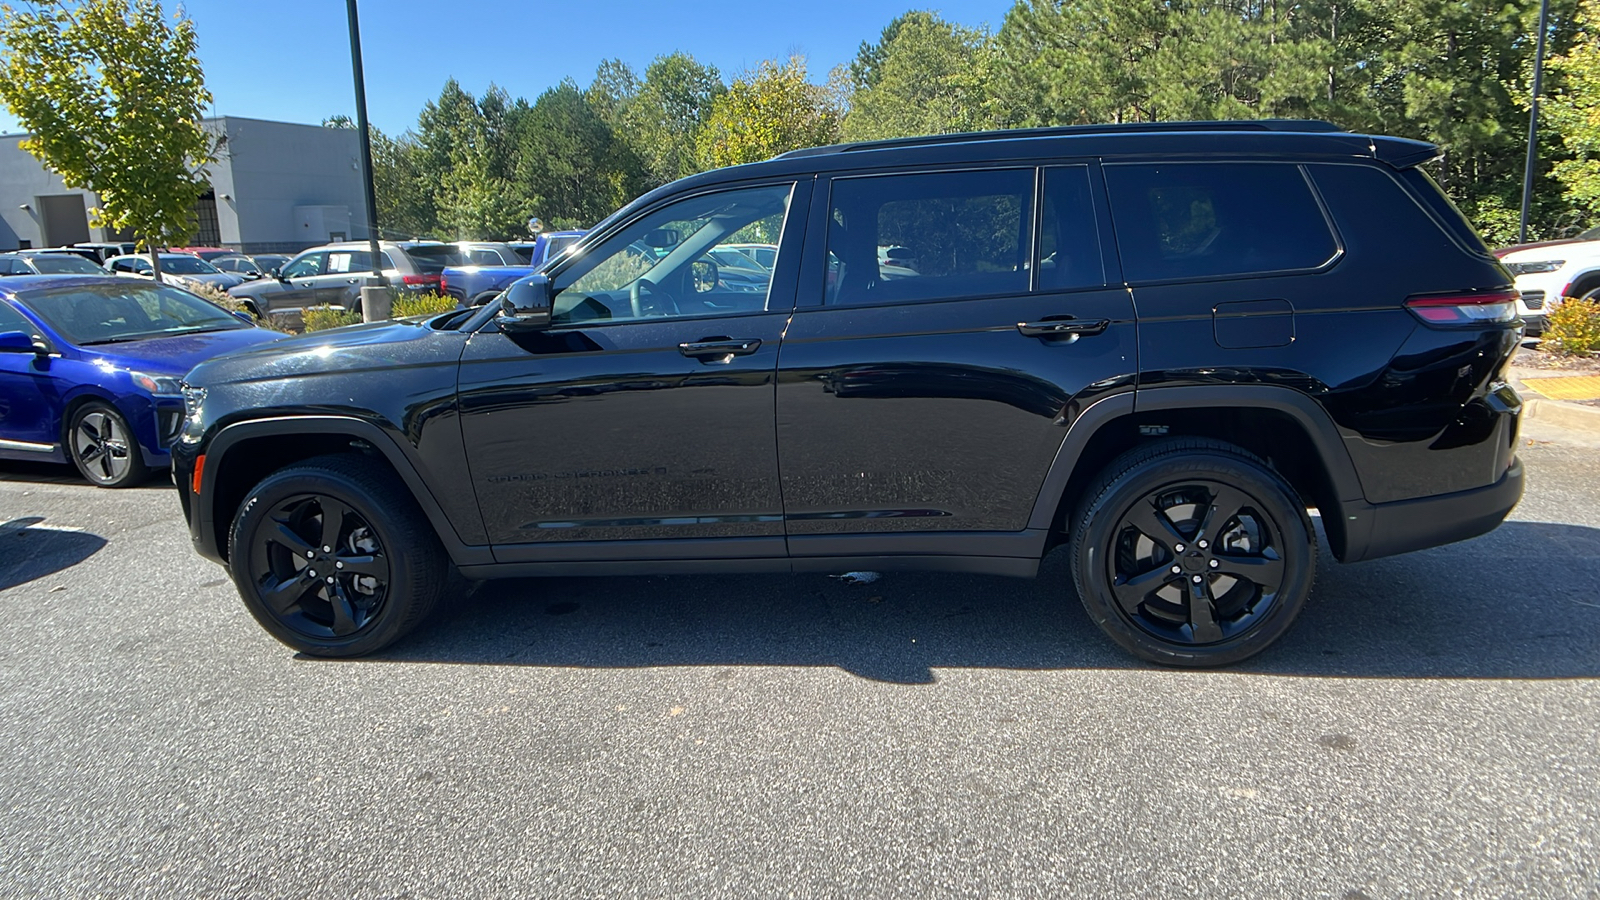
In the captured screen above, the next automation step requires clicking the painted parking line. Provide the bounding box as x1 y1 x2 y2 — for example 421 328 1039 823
1521 374 1600 401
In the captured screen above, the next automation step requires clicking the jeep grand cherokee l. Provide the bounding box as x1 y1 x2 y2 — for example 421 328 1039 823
174 121 1524 666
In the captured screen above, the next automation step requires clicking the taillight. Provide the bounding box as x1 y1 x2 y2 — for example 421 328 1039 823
438 273 449 292
1404 288 1519 326
402 274 441 288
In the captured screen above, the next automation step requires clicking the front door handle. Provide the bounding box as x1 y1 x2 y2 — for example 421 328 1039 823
1017 318 1109 338
679 337 762 363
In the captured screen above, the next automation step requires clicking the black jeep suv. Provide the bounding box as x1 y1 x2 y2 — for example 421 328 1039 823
174 121 1524 666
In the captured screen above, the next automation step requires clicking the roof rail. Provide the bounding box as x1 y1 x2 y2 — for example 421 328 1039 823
776 120 1347 160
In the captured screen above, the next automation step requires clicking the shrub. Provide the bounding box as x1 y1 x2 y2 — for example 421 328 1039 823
302 305 362 332
187 282 253 317
391 291 457 318
1544 296 1600 356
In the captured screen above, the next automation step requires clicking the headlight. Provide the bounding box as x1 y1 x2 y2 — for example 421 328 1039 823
130 371 183 395
1507 260 1565 275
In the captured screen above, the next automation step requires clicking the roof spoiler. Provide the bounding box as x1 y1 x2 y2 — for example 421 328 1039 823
1371 136 1441 169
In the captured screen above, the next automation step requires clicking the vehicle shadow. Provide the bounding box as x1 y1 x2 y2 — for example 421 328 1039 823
0 517 109 591
0 460 175 489
357 519 1600 683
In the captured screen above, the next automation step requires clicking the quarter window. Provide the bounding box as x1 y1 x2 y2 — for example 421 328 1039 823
825 168 1034 306
1105 163 1337 282
1038 167 1105 291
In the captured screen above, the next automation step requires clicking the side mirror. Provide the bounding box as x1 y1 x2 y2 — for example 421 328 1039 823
233 311 255 324
0 331 47 357
495 274 553 332
691 259 719 293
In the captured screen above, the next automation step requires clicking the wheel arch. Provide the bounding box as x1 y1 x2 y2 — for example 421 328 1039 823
201 416 490 567
1030 386 1368 562
1564 267 1600 299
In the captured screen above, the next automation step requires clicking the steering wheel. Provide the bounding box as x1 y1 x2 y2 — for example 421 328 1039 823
629 277 677 318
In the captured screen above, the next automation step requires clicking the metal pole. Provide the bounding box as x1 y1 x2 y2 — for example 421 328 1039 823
346 0 385 294
1520 0 1552 244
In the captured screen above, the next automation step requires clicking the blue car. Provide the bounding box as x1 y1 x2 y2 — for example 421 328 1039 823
441 230 587 308
0 275 284 487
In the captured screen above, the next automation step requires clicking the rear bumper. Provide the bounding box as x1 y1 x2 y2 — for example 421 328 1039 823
1341 456 1524 563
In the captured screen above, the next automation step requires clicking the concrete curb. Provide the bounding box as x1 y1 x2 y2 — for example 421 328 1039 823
1521 395 1600 435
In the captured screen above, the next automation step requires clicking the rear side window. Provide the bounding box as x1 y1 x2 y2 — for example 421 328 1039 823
1105 163 1337 282
826 168 1034 306
403 245 467 274
1038 166 1105 291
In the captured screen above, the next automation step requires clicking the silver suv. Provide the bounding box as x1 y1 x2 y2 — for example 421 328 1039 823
226 241 466 320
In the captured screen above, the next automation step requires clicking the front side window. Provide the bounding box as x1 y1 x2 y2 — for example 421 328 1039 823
280 254 323 279
0 300 36 332
825 168 1034 306
1105 163 1338 282
549 184 792 326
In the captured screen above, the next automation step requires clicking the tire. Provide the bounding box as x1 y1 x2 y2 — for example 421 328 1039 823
227 454 448 656
67 401 150 488
1068 439 1316 667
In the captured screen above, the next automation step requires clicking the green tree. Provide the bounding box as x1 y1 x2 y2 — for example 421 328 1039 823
1543 0 1600 225
843 11 1000 141
625 53 725 185
698 58 841 168
516 80 642 228
369 126 436 239
0 0 217 283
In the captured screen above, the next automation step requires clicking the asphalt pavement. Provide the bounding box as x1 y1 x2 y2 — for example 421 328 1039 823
0 428 1596 898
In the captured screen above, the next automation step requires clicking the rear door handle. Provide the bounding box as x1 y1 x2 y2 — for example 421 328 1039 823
1017 318 1109 338
679 338 762 363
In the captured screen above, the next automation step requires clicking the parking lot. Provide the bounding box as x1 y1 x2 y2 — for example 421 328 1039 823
1 428 1597 897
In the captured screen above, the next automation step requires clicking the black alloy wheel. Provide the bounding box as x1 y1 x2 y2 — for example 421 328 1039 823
1070 439 1316 667
229 455 447 656
247 494 392 640
68 401 149 488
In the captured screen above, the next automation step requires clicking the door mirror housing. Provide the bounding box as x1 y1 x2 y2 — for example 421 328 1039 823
0 330 48 356
496 274 553 332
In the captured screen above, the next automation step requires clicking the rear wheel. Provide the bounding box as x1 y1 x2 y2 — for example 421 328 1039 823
1069 439 1316 667
68 401 149 488
228 454 447 656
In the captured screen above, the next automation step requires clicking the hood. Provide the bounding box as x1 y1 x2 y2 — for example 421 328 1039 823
185 316 467 387
1500 240 1600 264
79 325 287 378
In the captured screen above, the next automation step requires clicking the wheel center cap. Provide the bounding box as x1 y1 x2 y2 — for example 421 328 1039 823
1180 551 1208 573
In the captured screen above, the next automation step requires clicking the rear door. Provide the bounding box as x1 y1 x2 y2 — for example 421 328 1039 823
775 164 1137 558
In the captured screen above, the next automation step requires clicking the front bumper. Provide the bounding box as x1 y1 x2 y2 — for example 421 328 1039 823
1341 457 1524 563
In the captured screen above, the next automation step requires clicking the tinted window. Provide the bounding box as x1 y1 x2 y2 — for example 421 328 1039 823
18 283 247 345
1397 167 1493 255
550 184 791 325
1105 163 1337 282
280 254 324 278
0 259 22 275
467 249 504 266
826 168 1033 306
28 255 103 275
0 300 34 331
1038 167 1105 291
402 245 466 273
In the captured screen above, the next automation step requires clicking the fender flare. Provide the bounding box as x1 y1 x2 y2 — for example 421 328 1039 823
200 415 492 566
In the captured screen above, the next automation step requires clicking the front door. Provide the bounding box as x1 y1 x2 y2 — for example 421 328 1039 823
268 252 327 313
775 165 1138 554
458 181 808 561
0 301 59 453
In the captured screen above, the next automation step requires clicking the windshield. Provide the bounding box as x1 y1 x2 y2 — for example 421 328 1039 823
162 256 221 275
30 255 104 275
18 282 248 344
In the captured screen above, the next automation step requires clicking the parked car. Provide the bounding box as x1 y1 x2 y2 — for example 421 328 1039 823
1498 238 1600 334
442 230 587 307
452 242 525 266
721 242 779 270
1492 225 1600 259
226 241 464 322
0 250 108 276
0 276 282 487
209 255 266 279
72 242 139 264
170 246 242 262
248 254 292 277
104 253 248 293
176 120 1524 666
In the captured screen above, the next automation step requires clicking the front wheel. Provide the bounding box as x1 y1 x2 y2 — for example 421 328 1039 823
227 454 448 656
1069 439 1316 667
68 401 149 488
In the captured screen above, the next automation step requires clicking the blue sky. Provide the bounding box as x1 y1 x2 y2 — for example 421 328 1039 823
0 0 1009 136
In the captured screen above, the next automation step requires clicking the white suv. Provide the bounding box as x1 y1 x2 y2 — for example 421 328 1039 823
1500 239 1600 334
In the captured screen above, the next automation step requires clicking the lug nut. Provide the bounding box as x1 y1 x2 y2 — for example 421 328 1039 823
1192 575 1203 583
322 546 332 553
1209 559 1219 568
1174 544 1185 552
1198 540 1208 549
335 561 344 569
308 570 317 578
1170 565 1181 574
326 576 334 584
306 550 314 558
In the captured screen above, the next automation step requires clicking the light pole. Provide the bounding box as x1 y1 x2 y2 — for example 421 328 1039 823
346 0 390 320
1520 0 1553 244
